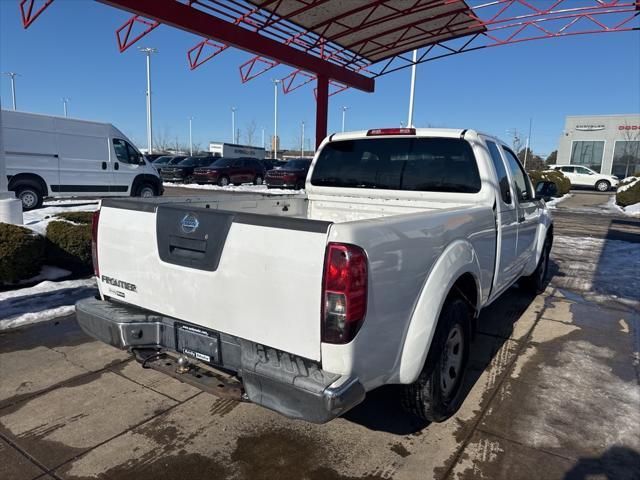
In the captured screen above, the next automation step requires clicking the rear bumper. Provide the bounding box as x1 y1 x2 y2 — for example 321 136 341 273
75 297 365 423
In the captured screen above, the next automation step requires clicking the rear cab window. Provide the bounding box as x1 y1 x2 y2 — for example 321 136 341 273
310 137 481 193
486 140 512 205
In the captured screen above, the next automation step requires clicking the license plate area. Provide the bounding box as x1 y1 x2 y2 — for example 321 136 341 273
175 322 220 365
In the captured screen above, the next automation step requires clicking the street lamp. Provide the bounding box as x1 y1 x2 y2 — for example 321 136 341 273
231 107 236 143
138 47 157 154
2 72 20 110
188 116 194 155
407 49 418 128
272 79 281 159
341 106 348 132
301 121 305 157
61 97 70 117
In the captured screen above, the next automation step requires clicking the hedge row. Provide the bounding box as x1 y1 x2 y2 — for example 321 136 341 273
527 169 571 196
0 211 94 285
616 175 640 208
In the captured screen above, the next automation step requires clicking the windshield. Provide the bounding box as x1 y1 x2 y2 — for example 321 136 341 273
168 156 185 165
310 137 481 193
178 157 200 166
283 159 311 170
153 156 173 164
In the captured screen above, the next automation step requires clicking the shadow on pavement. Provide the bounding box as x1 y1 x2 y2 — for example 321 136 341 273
564 446 640 480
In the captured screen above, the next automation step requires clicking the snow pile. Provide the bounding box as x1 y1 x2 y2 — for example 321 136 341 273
163 183 303 195
14 266 72 285
617 176 639 193
23 201 99 235
0 278 97 331
545 194 571 209
622 202 640 217
551 235 640 308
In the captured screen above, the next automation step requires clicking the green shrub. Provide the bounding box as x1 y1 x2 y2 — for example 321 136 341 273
616 174 640 208
54 211 93 225
527 169 571 196
0 223 45 285
45 220 92 273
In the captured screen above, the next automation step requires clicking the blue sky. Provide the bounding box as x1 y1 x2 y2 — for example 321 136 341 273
1 0 639 156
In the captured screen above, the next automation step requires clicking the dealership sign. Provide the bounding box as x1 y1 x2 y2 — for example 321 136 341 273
575 124 605 131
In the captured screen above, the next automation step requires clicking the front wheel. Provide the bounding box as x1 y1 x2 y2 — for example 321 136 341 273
401 296 471 422
254 175 264 185
520 239 551 294
595 180 610 192
136 183 156 198
217 176 230 187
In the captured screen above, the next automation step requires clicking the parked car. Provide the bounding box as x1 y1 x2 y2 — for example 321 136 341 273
77 127 554 425
259 158 287 171
2 109 162 210
144 154 166 162
160 156 216 183
549 164 619 191
265 158 312 189
152 155 187 173
191 157 266 186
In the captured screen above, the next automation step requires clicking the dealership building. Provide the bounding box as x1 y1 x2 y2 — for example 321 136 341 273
557 114 640 178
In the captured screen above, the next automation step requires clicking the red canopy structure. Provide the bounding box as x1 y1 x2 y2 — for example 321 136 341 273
19 0 640 147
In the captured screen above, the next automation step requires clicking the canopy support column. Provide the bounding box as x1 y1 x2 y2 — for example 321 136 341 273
315 75 328 149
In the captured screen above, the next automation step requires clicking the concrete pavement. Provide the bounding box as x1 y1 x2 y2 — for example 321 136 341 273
1 192 638 480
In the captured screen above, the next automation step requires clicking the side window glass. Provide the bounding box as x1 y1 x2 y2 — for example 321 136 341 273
112 139 129 163
502 147 533 203
126 142 142 165
486 140 511 204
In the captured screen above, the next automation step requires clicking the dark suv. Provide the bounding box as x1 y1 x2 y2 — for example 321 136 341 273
160 156 216 183
265 158 312 189
152 155 186 173
192 157 266 186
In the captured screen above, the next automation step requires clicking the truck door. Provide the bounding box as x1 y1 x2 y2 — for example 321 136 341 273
485 140 519 295
56 133 112 195
111 138 145 194
501 146 539 273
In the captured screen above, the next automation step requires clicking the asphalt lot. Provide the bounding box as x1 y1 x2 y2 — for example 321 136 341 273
1 192 639 480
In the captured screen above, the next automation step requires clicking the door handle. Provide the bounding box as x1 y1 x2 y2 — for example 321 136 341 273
114 162 119 170
101 162 107 170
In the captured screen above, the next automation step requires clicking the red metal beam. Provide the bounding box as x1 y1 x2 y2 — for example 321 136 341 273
20 0 54 28
97 0 374 92
116 15 160 52
315 75 329 148
187 38 229 70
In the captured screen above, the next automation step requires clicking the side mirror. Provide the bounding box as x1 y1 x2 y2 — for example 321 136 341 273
535 181 557 201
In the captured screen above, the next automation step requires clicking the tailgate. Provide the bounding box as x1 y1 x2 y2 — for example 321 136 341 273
96 202 331 361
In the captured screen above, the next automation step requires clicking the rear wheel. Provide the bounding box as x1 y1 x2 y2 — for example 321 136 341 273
254 175 264 185
595 180 610 192
16 185 44 211
401 296 471 422
217 176 230 187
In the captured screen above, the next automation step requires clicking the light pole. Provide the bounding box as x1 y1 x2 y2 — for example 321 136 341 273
272 79 281 159
62 97 70 117
407 49 418 127
231 107 236 143
188 116 194 155
301 121 305 157
138 47 157 154
261 127 265 151
341 106 348 132
2 72 19 110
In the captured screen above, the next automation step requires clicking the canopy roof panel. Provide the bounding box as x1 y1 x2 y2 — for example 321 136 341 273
245 0 485 63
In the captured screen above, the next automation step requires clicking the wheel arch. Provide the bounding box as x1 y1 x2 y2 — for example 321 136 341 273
130 174 161 196
397 240 483 384
7 172 48 196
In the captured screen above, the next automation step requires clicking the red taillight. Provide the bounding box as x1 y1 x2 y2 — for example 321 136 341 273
366 128 416 136
283 173 297 181
321 243 368 344
91 209 100 277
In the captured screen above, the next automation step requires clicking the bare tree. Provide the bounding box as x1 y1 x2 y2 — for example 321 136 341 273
244 120 257 146
153 127 173 152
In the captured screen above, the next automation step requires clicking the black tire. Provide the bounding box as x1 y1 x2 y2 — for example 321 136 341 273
401 296 471 422
136 183 156 198
595 180 610 192
254 175 264 185
217 176 230 187
15 184 44 211
520 238 551 294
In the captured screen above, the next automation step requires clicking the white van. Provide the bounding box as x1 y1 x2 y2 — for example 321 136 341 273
1 110 162 210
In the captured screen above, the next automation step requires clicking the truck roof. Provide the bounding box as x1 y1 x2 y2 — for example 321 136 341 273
330 128 470 142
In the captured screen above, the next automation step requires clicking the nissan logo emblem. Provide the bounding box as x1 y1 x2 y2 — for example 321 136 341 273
180 213 200 234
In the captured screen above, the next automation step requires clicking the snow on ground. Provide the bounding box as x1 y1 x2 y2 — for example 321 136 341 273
551 235 640 309
545 193 571 209
14 266 71 286
0 278 97 331
163 183 303 195
617 176 639 192
23 201 99 235
622 202 640 217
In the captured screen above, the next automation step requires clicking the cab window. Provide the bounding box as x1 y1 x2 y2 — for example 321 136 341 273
502 147 533 202
486 140 511 204
113 139 143 165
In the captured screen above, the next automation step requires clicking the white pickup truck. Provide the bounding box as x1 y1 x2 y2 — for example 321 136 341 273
77 128 554 423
